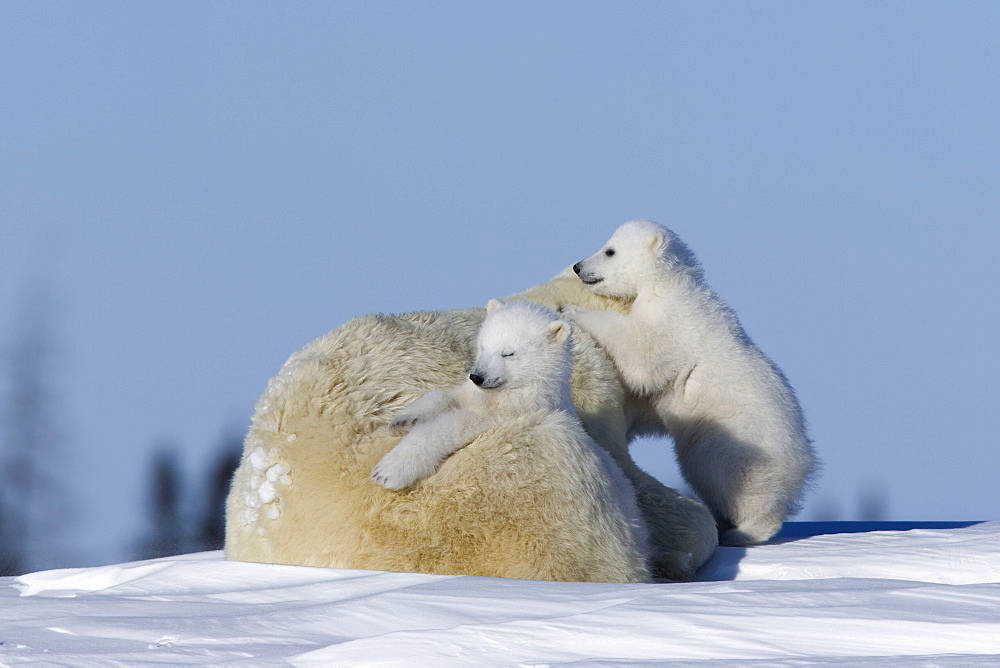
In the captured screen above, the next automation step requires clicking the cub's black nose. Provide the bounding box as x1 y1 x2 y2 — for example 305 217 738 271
572 262 581 275
470 373 484 386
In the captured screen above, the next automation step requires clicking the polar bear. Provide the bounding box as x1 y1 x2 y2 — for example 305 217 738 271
226 300 650 583
225 273 719 581
561 220 817 546
371 300 650 571
371 299 583 491
372 301 649 550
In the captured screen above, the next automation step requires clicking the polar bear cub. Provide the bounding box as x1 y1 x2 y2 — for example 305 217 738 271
371 299 649 556
562 220 817 546
372 299 573 490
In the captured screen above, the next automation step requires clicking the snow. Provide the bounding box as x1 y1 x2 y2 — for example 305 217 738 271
2 522 998 665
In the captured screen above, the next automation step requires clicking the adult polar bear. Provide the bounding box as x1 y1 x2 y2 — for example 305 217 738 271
563 220 818 546
225 268 719 581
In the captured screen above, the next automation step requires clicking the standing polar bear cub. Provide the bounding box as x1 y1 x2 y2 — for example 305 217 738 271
562 220 817 546
372 299 650 569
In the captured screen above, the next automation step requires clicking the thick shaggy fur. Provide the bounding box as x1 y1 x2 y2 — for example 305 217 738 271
370 300 651 580
564 220 818 546
226 274 718 581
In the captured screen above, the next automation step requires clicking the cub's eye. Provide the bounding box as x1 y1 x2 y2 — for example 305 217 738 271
501 352 515 358
604 248 615 257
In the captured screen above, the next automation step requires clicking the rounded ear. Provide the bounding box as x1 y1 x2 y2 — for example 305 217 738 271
648 231 664 254
547 319 570 344
486 298 505 314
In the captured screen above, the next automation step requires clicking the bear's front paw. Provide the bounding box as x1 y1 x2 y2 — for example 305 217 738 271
371 448 434 490
388 413 421 432
557 304 586 318
371 462 413 490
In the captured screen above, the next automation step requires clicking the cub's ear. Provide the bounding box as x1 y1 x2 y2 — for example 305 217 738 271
648 231 664 254
486 298 505 314
547 319 570 344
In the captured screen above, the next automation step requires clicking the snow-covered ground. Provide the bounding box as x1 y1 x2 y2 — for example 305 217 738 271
2 522 997 665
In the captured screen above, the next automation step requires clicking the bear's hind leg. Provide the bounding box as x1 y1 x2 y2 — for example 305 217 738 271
718 519 782 547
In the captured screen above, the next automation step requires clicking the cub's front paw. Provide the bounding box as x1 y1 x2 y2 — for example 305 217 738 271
388 413 421 433
371 448 431 490
557 304 586 318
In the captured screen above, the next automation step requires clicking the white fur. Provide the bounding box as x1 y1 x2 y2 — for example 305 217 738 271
373 300 571 489
372 300 649 560
226 274 719 582
563 220 818 546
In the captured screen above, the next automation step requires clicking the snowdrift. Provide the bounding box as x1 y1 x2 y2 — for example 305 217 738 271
2 522 998 665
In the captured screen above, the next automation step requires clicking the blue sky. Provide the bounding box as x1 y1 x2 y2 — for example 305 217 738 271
2 2 997 568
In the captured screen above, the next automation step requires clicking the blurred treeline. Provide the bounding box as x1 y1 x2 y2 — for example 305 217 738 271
133 441 242 562
0 285 242 576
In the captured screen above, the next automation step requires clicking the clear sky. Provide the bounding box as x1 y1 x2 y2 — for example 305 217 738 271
2 2 997 568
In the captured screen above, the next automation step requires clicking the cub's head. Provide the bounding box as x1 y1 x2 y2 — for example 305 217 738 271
469 299 572 393
572 219 702 298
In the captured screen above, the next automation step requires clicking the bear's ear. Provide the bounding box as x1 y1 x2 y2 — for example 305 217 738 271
486 298 505 314
648 231 664 255
547 319 570 344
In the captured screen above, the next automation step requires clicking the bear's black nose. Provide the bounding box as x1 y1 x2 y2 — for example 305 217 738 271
572 262 581 275
470 373 484 386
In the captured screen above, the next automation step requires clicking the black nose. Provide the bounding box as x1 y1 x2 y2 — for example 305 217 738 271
470 373 484 386
572 262 581 275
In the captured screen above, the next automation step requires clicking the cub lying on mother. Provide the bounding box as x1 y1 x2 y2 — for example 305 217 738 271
372 299 651 583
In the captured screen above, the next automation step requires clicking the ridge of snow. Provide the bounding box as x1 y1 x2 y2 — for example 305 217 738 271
2 522 998 665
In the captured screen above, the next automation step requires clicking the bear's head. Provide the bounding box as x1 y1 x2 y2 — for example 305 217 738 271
469 300 572 396
572 219 702 298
